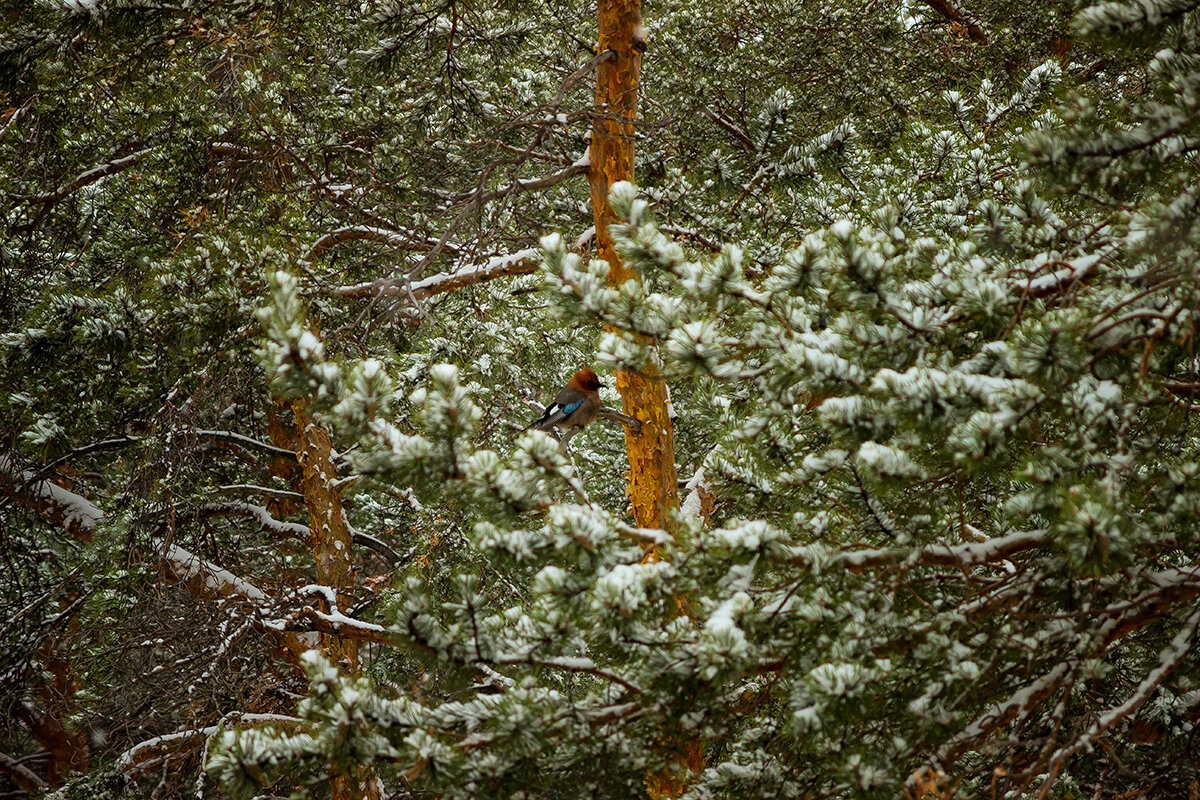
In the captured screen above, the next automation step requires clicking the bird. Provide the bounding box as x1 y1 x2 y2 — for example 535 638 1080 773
526 367 604 432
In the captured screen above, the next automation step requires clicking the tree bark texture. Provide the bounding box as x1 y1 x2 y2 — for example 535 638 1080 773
291 400 380 800
589 0 680 535
919 0 986 42
589 5 699 798
292 400 357 670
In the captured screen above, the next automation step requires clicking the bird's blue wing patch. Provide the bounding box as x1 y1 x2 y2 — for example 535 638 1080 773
561 400 584 415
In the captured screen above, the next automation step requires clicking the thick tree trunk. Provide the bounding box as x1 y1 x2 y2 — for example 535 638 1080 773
14 640 89 788
589 0 680 535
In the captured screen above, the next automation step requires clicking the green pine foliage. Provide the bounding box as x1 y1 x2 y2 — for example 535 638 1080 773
4 1 1200 799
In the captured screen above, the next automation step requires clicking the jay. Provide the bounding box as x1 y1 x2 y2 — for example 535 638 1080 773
527 367 604 432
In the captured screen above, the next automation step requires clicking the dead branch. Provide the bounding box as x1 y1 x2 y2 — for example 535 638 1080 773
18 148 153 205
333 248 540 301
302 225 458 265
195 429 298 460
0 750 48 795
451 152 590 205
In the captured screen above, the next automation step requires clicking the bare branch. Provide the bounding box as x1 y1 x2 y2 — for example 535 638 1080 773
19 148 153 205
301 224 459 265
195 429 298 460
550 50 616 109
0 750 47 795
701 105 754 150
345 524 405 564
597 407 643 433
333 248 540 301
660 224 723 253
453 152 590 205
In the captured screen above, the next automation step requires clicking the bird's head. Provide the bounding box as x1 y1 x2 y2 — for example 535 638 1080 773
570 367 604 392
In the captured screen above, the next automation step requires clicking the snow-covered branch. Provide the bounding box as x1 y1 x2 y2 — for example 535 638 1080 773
21 148 153 205
116 713 301 777
936 662 1074 766
202 501 312 541
680 467 715 523
836 528 1051 569
455 152 590 204
1016 256 1103 299
491 652 643 695
299 605 393 644
161 543 270 602
2 454 315 661
0 455 104 540
195 429 298 460
333 248 540 301
302 224 457 264
0 104 29 143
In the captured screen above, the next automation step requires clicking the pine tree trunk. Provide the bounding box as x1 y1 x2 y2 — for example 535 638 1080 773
589 5 699 798
589 0 680 535
293 399 358 670
292 400 379 800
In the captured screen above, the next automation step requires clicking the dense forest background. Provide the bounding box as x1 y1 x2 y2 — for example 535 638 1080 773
3 0 1200 798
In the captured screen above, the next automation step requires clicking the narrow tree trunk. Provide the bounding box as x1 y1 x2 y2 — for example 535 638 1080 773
292 400 378 800
589 0 680 535
293 400 358 670
589 6 698 798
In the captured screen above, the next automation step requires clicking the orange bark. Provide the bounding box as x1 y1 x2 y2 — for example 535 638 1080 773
589 4 700 797
589 0 680 535
11 637 89 788
291 400 379 800
292 399 357 669
265 402 303 519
